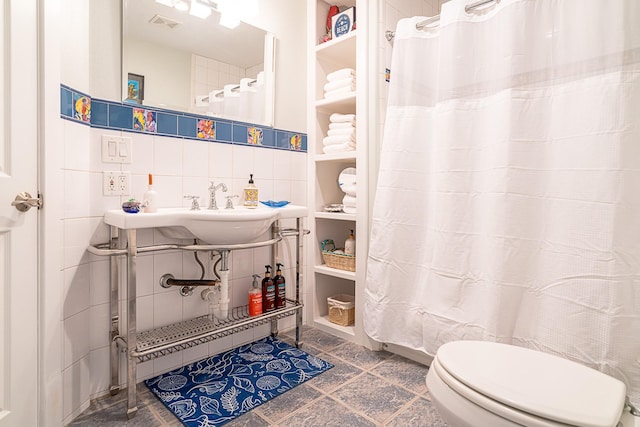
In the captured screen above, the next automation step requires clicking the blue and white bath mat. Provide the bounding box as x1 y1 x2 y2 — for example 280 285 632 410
145 336 333 426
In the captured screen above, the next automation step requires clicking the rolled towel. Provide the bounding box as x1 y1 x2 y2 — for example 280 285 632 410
329 121 355 130
323 134 355 145
342 194 357 207
327 128 355 137
340 184 357 196
330 113 356 123
323 142 355 154
324 86 355 99
327 68 355 81
324 77 356 92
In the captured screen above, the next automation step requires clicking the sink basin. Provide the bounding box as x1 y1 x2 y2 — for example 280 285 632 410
103 204 308 245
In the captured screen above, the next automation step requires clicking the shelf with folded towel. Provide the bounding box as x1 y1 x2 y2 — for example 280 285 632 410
315 151 356 162
315 92 356 113
316 30 357 66
315 212 357 221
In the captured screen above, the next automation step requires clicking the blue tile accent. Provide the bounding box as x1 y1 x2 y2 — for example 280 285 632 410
177 116 197 138
157 112 177 135
263 129 275 147
233 124 248 143
275 131 289 149
109 104 133 129
59 84 307 152
215 121 232 142
60 87 73 118
92 100 108 127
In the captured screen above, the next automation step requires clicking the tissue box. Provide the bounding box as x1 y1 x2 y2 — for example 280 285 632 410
331 7 356 39
327 294 355 326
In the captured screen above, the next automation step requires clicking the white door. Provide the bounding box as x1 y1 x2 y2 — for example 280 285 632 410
0 0 40 426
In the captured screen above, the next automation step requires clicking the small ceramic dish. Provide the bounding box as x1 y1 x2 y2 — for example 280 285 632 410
260 200 290 208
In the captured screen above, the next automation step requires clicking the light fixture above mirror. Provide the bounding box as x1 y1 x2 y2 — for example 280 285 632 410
154 0 259 29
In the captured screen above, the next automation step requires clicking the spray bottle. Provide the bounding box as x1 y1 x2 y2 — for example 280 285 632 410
274 263 286 308
248 274 262 316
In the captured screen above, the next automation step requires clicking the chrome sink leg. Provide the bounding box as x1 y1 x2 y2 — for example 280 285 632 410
126 229 139 417
109 226 121 396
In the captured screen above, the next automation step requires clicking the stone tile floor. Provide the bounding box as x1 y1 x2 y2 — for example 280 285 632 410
69 326 448 426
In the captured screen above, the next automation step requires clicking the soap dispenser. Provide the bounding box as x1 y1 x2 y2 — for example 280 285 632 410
143 173 158 213
248 274 262 316
345 229 356 256
261 265 276 312
273 263 286 308
243 174 259 208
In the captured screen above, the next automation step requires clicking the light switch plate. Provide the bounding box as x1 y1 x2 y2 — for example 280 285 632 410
101 135 132 163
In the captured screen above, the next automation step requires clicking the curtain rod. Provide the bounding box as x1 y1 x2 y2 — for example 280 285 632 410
385 0 499 42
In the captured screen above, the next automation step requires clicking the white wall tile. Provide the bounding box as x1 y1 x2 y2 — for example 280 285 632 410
64 309 90 368
89 347 110 399
137 295 155 331
62 356 90 421
64 121 91 171
153 175 183 208
232 145 255 180
209 143 233 179
154 137 183 176
153 291 183 328
183 140 210 177
90 260 110 306
272 150 292 181
129 132 155 175
153 252 184 294
63 218 92 269
63 264 90 319
64 170 92 219
89 303 110 350
153 352 183 376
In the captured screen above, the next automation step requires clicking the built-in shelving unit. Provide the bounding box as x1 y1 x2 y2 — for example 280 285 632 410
307 0 374 347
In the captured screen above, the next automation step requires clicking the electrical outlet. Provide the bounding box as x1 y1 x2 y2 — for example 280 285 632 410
103 171 130 196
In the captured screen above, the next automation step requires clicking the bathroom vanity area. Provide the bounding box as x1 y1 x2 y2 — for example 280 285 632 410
88 204 308 418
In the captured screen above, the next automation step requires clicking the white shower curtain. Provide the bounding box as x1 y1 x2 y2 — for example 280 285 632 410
366 0 640 406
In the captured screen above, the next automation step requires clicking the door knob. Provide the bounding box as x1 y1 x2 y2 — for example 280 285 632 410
11 192 43 212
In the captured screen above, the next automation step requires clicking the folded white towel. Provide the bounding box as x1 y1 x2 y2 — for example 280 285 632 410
324 77 356 92
324 86 355 99
323 142 355 154
342 194 357 206
327 68 355 82
340 184 357 196
323 134 355 145
330 113 356 123
329 121 355 130
327 128 355 137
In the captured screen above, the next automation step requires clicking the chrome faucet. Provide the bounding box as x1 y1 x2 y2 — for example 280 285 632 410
184 195 200 210
208 181 227 210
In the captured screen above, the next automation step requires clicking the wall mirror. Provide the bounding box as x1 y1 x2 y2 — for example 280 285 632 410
122 0 275 126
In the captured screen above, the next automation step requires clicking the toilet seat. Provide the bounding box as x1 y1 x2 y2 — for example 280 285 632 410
434 341 626 427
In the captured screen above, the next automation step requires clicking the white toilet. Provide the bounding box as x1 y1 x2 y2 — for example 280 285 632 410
426 340 640 427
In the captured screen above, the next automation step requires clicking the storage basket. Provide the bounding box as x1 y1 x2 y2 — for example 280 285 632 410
321 239 356 272
327 294 355 326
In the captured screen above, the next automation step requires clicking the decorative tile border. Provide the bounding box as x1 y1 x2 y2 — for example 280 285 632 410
60 84 307 152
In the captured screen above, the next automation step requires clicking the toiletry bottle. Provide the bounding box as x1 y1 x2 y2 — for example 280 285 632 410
261 265 276 312
243 174 259 208
274 263 286 308
143 173 158 213
248 274 262 316
345 229 356 256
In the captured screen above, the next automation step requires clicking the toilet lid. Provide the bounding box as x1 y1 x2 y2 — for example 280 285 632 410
436 341 626 427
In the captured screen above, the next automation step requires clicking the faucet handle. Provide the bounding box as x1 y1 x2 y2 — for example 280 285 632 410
184 195 200 210
225 195 239 209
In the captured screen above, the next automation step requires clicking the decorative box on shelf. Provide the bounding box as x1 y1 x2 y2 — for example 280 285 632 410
331 7 356 39
327 294 355 326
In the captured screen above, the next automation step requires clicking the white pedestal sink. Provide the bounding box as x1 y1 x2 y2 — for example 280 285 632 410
103 204 308 245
